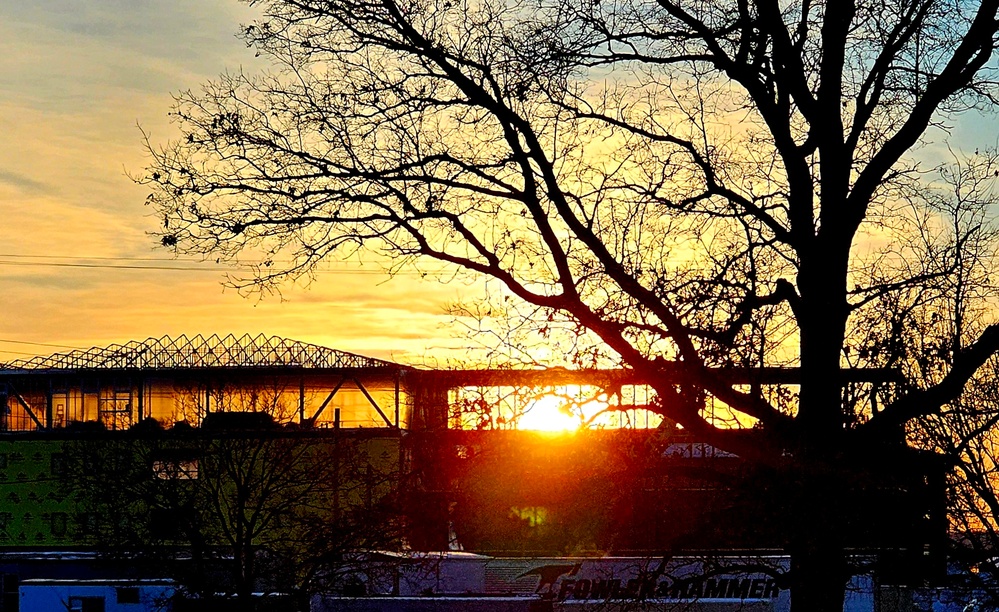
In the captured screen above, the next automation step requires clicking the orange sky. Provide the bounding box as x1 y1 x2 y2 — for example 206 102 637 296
0 1 482 365
3 2 998 366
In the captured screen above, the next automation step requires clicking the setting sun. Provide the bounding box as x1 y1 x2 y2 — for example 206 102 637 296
517 395 582 431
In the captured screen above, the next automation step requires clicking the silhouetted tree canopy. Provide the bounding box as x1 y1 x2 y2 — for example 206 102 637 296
143 1 999 609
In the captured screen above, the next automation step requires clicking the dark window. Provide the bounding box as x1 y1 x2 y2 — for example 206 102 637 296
149 508 182 539
0 454 8 470
68 597 105 612
49 512 67 537
50 453 64 477
116 587 140 604
75 512 98 537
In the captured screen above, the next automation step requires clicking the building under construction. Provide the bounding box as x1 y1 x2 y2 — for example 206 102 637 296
0 334 947 611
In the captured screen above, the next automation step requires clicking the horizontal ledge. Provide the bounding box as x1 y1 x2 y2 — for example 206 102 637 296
412 366 902 388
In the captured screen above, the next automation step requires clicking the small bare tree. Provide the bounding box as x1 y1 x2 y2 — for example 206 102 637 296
65 420 402 605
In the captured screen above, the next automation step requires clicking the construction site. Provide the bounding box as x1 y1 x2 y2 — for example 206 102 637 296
0 334 947 611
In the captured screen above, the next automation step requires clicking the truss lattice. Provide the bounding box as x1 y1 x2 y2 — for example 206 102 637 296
0 333 400 372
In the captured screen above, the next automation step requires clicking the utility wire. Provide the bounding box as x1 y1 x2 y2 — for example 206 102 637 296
0 349 56 357
0 253 448 266
0 260 233 272
0 339 83 349
0 253 195 261
0 253 381 265
0 260 411 274
0 259 445 275
0 253 281 264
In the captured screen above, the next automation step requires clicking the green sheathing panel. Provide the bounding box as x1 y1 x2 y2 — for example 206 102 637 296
0 439 79 548
0 432 402 552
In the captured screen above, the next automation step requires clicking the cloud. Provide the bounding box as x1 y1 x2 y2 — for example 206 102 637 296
0 0 470 364
0 256 469 362
0 169 51 195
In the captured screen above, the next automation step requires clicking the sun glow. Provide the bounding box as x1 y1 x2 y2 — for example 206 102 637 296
517 395 582 431
451 385 665 431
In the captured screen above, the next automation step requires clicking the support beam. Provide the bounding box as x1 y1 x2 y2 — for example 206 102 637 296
353 377 395 428
419 366 902 389
138 378 145 422
394 373 401 428
46 380 53 429
311 378 347 421
7 384 44 430
299 377 306 424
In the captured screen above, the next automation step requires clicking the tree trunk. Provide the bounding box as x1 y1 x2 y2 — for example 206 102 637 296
238 543 255 603
790 245 853 611
789 541 848 612
796 245 851 440
786 464 850 612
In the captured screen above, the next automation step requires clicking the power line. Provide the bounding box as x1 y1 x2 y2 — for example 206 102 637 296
0 260 420 274
0 259 445 275
0 252 464 276
0 253 440 266
0 253 370 265
0 253 293 266
0 253 197 262
0 349 55 357
0 339 83 349
0 260 234 272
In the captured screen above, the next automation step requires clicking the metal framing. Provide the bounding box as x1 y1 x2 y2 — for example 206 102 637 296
0 333 399 372
306 376 399 428
419 366 902 388
0 335 410 432
0 334 903 434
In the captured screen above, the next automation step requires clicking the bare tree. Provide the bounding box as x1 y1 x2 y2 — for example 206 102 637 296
902 151 999 609
911 359 999 609
65 421 402 606
143 1 999 608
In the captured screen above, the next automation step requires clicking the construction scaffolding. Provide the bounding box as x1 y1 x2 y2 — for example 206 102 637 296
0 333 398 372
0 334 409 432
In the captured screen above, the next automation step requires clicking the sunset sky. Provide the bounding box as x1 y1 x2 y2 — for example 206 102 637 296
2 1 998 366
0 0 480 365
